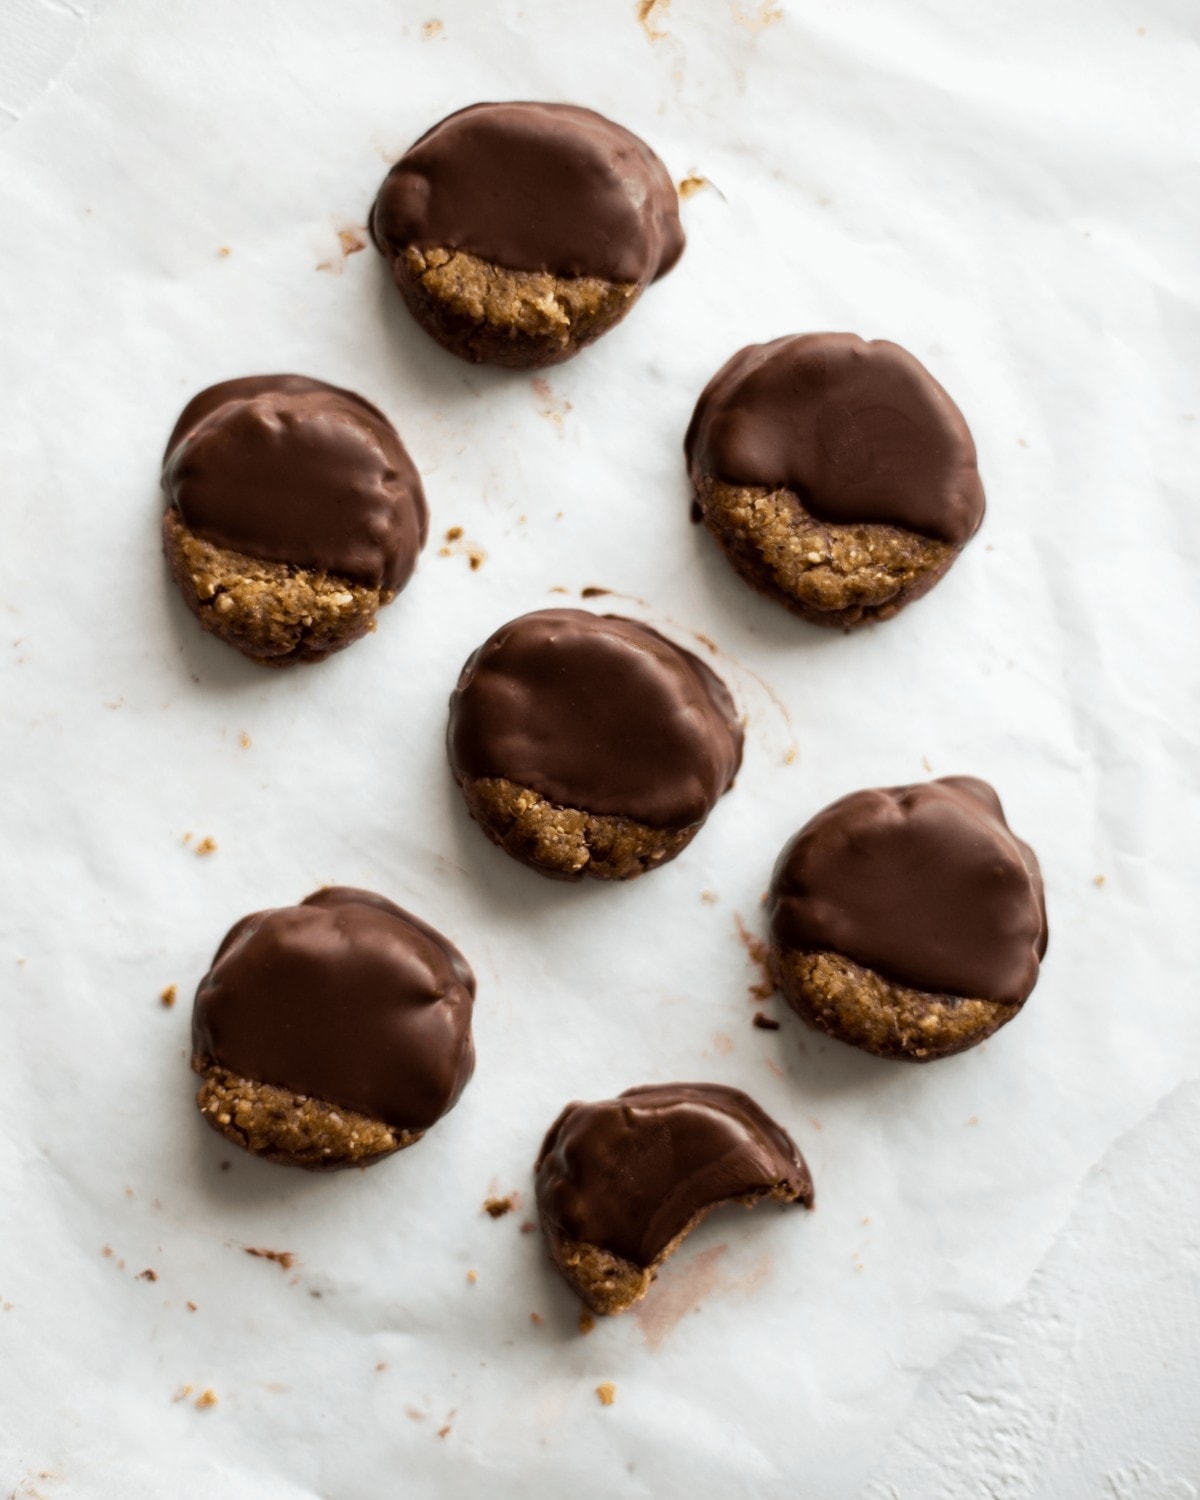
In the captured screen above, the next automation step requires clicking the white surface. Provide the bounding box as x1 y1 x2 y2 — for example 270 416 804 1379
0 1 1197 1496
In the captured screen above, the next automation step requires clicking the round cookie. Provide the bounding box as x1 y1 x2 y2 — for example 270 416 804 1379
190 887 475 1168
370 102 684 368
767 777 1047 1062
446 609 743 881
162 375 427 665
685 334 986 628
535 1082 813 1315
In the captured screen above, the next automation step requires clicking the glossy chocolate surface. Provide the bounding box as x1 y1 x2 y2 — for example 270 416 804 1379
192 888 475 1130
769 777 1047 1004
371 102 683 285
163 375 427 589
685 334 985 544
447 610 743 829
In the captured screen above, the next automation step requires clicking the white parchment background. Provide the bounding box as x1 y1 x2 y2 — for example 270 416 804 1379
1 1 1198 1496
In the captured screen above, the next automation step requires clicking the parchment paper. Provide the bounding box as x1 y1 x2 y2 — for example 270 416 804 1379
1 1 1197 1495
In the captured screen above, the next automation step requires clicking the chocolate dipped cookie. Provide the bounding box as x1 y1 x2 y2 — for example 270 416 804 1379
370 102 683 368
447 609 743 881
535 1083 813 1315
768 778 1047 1061
191 888 475 1168
162 376 427 664
685 334 985 627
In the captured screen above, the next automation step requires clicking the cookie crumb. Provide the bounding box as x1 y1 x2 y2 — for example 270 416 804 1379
466 1269 477 1285
337 227 367 257
186 1301 197 1312
195 1389 218 1410
530 1311 544 1325
700 890 718 905
445 526 464 541
752 1012 780 1030
580 586 611 598
137 1268 158 1282
375 1361 388 1372
579 1310 595 1335
966 1115 979 1126
437 1424 451 1438
1094 874 1106 887
160 984 177 1008
101 1245 113 1259
195 836 218 857
172 1384 194 1403
733 913 776 1000
635 0 669 41
244 1247 295 1271
483 1194 517 1218
218 247 231 258
678 175 708 199
422 19 443 38
596 1381 616 1406
239 731 251 749
468 549 485 571
712 1031 734 1054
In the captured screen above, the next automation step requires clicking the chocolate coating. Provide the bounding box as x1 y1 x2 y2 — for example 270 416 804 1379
535 1083 813 1268
370 102 683 285
447 610 743 829
769 777 1047 1005
192 888 475 1132
163 376 428 590
685 335 985 545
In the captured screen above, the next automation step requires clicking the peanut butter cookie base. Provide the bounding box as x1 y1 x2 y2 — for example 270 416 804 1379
458 775 699 881
391 246 638 369
692 475 959 628
772 946 1021 1062
193 1063 419 1170
163 509 389 665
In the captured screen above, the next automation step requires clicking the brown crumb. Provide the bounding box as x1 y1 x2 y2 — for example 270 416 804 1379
752 1012 780 1030
172 1384 194 1403
711 1031 734 1054
218 247 231 258
338 227 367 257
375 1361 388 1372
182 832 192 845
422 18 443 37
195 836 218 857
1094 874 1106 887
596 1381 616 1406
966 1115 979 1126
186 1301 197 1312
137 1269 158 1282
678 175 708 199
160 984 177 1008
483 1194 518 1218
579 1310 596 1335
519 1220 536 1234
438 1424 452 1438
700 890 718 905
406 1406 426 1422
580 586 611 598
244 1247 296 1271
468 549 485 571
445 526 463 541
101 1245 113 1258
530 1311 544 1325
466 1269 477 1284
784 746 798 765
239 731 251 749
195 1389 218 1410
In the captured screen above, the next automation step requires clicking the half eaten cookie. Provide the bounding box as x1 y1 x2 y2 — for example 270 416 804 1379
534 1083 813 1315
190 887 475 1168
